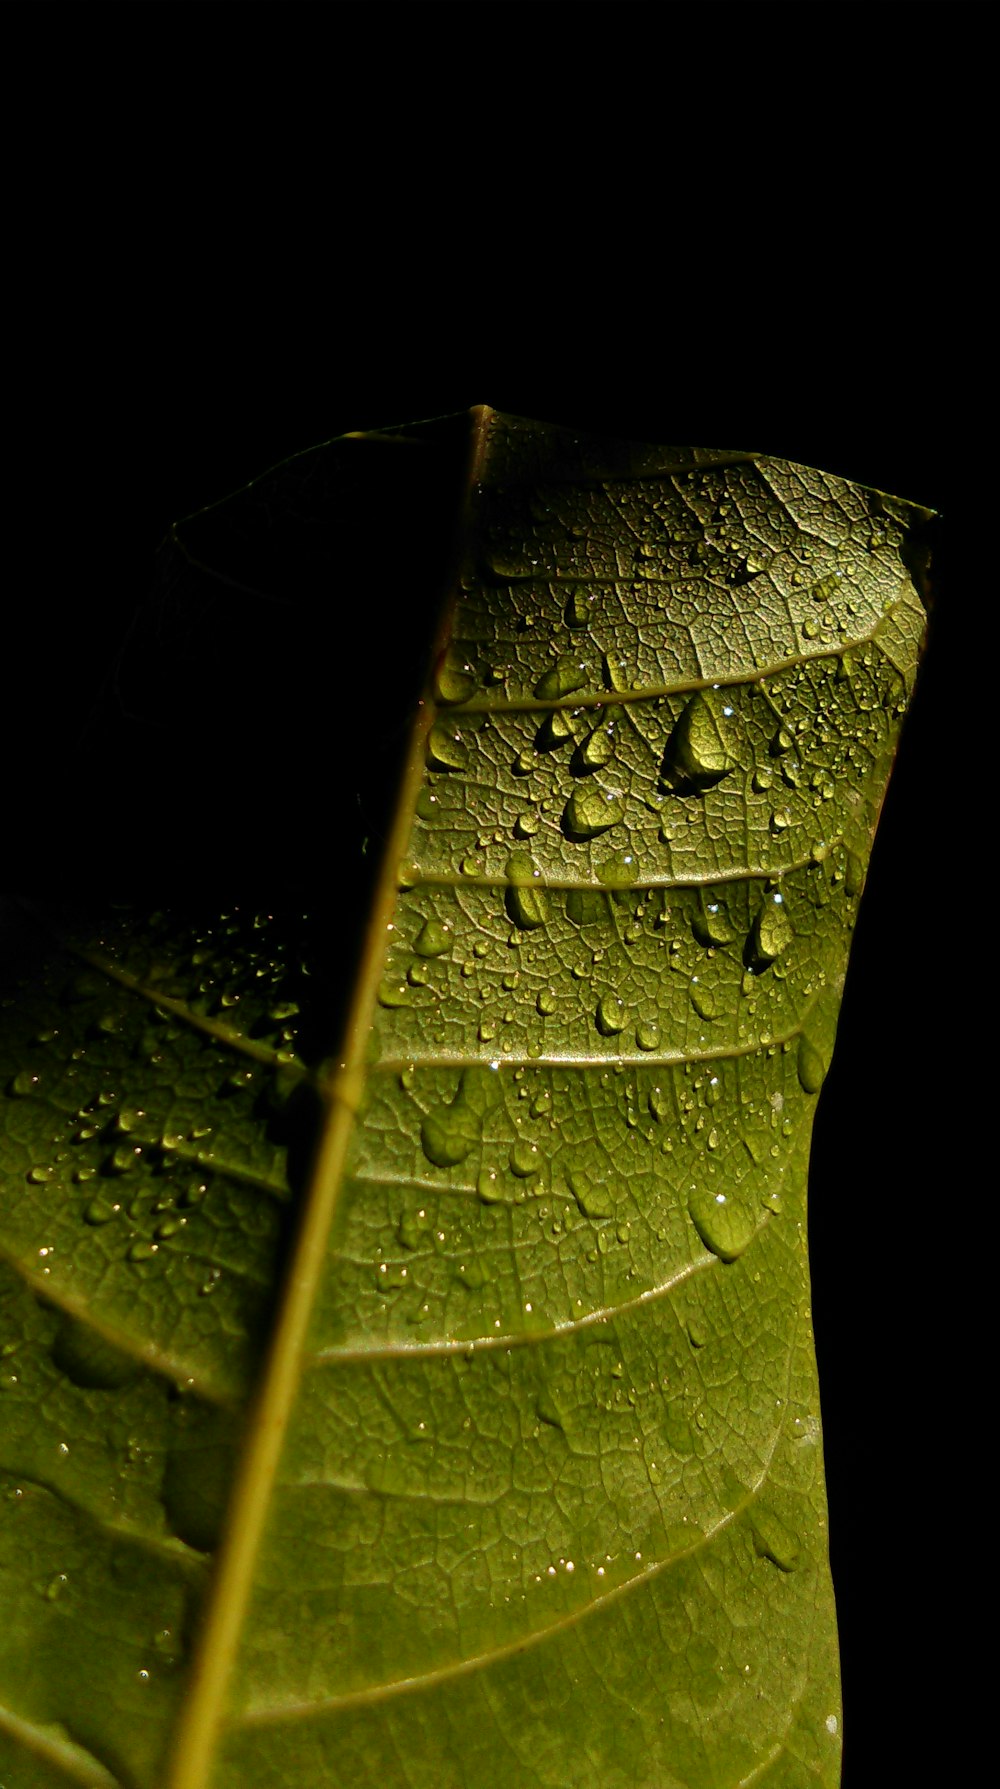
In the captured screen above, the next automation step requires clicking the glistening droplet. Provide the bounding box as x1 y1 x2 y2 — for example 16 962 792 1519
563 787 624 839
662 690 738 791
688 1186 756 1262
797 1035 827 1095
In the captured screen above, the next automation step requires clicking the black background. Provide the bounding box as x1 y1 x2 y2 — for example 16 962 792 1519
7 4 980 1783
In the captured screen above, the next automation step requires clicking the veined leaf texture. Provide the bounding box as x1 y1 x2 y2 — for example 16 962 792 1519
0 410 932 1789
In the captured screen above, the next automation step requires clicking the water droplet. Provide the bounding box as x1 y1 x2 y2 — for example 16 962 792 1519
596 853 636 888
128 1240 159 1262
84 1195 121 1226
155 1216 186 1240
603 652 630 693
811 571 841 603
663 691 738 790
750 1506 800 1572
845 850 865 897
504 852 546 930
9 1070 40 1097
477 1168 503 1203
635 1021 660 1051
564 589 593 629
162 1439 234 1552
649 1085 669 1122
534 658 589 701
692 898 735 947
110 1144 141 1175
27 1165 54 1184
750 893 794 967
433 651 477 705
539 708 574 748
688 978 717 1020
567 1166 614 1219
536 989 556 1016
51 1314 139 1391
514 811 540 839
413 918 451 958
420 1067 500 1169
564 787 624 839
797 1035 827 1095
509 1139 541 1177
579 724 614 770
426 722 468 772
688 1187 756 1262
377 978 409 1008
45 1573 69 1602
595 994 626 1036
752 767 773 793
457 1258 486 1290
770 807 792 833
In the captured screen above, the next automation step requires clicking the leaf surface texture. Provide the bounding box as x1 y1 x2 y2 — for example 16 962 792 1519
0 410 931 1789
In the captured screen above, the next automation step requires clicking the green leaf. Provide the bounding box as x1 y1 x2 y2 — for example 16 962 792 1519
0 410 932 1789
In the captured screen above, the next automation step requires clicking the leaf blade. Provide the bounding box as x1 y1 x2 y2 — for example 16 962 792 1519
0 411 932 1788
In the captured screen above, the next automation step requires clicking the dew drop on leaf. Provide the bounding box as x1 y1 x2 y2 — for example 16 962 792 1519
797 1036 827 1095
563 787 624 839
688 1186 756 1262
595 994 626 1036
413 918 451 958
662 690 738 790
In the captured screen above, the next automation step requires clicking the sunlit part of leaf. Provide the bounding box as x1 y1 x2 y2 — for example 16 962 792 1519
0 411 931 1789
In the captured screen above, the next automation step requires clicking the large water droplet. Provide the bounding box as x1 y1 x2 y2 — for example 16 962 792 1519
420 1067 500 1169
750 893 794 967
567 1166 614 1219
504 853 546 930
564 589 593 629
51 1314 139 1391
662 690 738 791
426 722 468 772
689 978 717 1020
797 1035 827 1095
413 918 451 958
377 978 410 1009
689 1187 756 1262
595 994 626 1036
433 651 476 705
477 1168 503 1203
162 1441 234 1553
603 652 630 693
538 709 574 748
564 787 624 839
578 724 614 770
566 887 606 925
596 854 636 888
509 1138 542 1177
844 850 865 898
534 658 589 701
692 897 735 948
